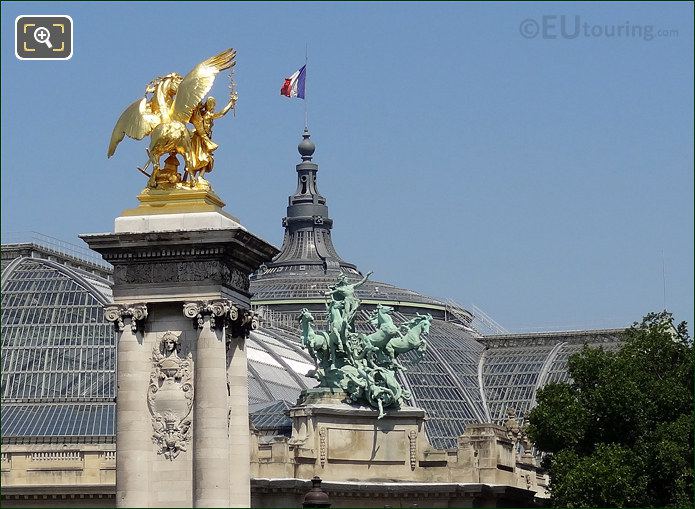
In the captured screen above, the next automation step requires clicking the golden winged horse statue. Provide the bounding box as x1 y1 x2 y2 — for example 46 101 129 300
107 49 237 189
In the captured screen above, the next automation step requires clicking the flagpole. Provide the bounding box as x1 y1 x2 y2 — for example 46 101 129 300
304 43 309 130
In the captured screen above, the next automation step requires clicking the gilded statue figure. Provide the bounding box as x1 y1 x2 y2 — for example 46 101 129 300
107 49 238 189
188 96 236 185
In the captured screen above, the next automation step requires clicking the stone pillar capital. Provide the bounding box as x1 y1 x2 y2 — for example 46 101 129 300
228 308 261 340
105 303 148 332
183 299 235 329
182 300 261 338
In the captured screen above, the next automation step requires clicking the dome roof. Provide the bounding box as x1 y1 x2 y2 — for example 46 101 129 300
0 133 625 449
246 131 624 448
250 129 462 313
251 272 451 310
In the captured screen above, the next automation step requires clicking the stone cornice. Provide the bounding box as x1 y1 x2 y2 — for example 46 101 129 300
250 478 537 501
479 329 625 349
0 484 116 498
80 229 279 276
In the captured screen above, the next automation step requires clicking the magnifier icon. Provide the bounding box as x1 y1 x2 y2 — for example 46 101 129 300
33 26 52 49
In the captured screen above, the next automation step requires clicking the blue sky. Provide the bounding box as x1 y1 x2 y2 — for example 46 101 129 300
2 1 693 332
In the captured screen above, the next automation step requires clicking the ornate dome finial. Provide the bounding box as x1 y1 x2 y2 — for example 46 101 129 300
255 127 357 276
298 128 315 161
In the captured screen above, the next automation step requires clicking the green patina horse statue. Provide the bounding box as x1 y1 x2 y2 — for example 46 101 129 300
298 307 345 371
360 305 432 370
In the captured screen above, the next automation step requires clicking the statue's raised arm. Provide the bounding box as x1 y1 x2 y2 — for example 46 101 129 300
354 271 373 289
324 271 372 301
210 91 238 120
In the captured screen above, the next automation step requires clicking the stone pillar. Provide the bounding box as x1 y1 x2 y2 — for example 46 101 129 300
185 302 232 508
82 224 278 508
226 313 253 506
105 303 149 508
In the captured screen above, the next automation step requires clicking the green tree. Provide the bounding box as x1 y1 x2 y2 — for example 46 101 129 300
527 311 693 508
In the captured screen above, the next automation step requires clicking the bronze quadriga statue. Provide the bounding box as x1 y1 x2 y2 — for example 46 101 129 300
299 273 432 418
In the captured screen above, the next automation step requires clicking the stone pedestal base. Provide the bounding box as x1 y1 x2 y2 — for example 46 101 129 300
122 185 229 216
289 389 428 481
116 191 242 234
115 211 243 234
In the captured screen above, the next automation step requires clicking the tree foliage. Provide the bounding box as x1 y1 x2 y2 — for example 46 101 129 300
527 311 693 507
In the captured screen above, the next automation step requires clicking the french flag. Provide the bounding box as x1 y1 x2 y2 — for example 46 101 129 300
280 65 306 99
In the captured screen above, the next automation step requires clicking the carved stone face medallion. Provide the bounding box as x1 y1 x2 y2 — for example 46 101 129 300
164 338 177 355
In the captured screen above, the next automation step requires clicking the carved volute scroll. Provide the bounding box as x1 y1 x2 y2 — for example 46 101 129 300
183 300 231 329
226 309 262 367
183 300 261 339
228 308 260 340
147 331 194 460
104 303 148 332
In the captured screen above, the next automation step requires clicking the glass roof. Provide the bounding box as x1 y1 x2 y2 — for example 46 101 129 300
0 250 625 448
543 339 622 385
249 400 293 434
481 344 556 424
1 403 115 439
1 258 114 402
250 273 447 308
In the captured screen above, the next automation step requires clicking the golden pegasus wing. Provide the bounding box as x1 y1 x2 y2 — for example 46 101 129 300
107 98 160 157
170 49 236 124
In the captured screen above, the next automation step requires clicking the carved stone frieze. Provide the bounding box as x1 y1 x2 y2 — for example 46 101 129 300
112 261 250 292
229 267 250 292
147 332 193 460
104 303 148 332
